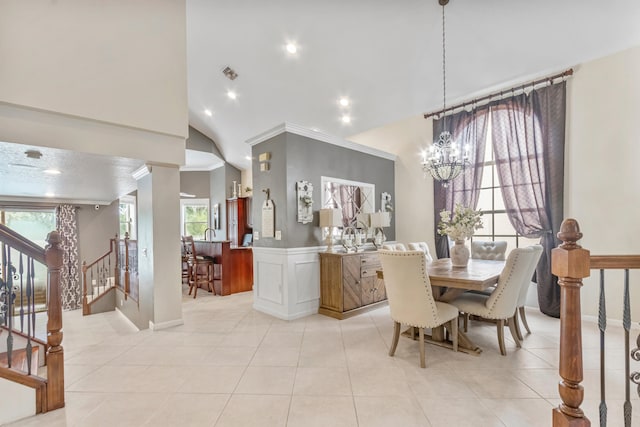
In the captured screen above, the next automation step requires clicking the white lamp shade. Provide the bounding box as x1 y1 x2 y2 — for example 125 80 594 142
356 213 370 227
369 211 391 228
319 208 342 227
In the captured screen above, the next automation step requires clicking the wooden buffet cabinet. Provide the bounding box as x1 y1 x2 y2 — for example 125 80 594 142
319 251 387 319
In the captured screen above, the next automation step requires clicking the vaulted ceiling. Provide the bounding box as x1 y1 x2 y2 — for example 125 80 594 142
186 0 640 170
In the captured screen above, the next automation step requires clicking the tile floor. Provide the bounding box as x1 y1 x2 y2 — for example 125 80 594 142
8 287 640 427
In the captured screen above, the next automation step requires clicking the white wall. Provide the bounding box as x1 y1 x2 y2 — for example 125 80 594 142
0 379 35 424
350 45 640 321
565 45 640 320
0 0 187 139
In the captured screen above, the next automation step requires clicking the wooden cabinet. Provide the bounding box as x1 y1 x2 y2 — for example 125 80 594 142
226 197 252 247
319 251 387 319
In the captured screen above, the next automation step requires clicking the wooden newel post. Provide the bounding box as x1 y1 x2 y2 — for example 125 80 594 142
552 219 590 426
45 230 65 411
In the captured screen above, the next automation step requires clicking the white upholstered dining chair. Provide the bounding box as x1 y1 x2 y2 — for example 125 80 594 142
381 243 407 251
378 250 458 368
407 242 434 262
514 244 544 339
449 246 540 355
471 240 508 261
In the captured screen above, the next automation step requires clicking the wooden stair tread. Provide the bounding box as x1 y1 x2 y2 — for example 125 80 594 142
0 347 39 374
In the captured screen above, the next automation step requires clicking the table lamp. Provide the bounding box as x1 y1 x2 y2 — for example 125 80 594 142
369 211 391 247
319 208 342 252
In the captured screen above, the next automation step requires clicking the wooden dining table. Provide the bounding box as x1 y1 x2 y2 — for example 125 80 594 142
377 257 506 355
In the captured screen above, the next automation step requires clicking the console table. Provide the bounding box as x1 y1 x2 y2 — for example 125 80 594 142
319 251 387 319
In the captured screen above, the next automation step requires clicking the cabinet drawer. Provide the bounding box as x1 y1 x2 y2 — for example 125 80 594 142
361 268 380 278
360 253 380 268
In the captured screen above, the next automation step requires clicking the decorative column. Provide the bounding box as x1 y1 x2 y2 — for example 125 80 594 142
552 218 591 426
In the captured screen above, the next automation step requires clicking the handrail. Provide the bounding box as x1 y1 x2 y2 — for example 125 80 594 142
590 255 640 270
0 224 45 264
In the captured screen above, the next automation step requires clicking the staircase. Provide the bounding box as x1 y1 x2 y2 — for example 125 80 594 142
82 233 138 316
0 223 65 424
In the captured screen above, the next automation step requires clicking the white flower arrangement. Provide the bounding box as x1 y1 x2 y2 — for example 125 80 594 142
437 203 483 241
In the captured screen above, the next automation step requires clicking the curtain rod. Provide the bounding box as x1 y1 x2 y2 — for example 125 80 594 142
423 68 573 120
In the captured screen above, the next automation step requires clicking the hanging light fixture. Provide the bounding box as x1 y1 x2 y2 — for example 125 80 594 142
421 0 469 187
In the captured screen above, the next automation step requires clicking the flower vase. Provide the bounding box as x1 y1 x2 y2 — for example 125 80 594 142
450 239 470 267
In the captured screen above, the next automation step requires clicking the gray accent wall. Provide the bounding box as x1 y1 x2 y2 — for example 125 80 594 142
251 132 395 248
180 171 210 198
210 166 227 240
187 126 223 158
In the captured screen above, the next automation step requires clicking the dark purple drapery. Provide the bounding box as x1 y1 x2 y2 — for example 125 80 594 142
489 82 566 317
433 108 489 259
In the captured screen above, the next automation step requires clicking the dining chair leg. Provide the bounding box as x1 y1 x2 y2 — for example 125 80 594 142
450 318 458 352
389 321 401 357
463 313 469 332
514 309 524 341
497 319 506 356
508 315 521 348
418 327 426 368
519 306 531 334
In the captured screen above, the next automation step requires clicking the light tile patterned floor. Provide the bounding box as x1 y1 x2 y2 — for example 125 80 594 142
8 287 640 426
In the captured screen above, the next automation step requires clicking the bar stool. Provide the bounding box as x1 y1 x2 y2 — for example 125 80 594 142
181 236 214 298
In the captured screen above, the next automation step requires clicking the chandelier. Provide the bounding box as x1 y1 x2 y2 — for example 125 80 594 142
421 0 469 187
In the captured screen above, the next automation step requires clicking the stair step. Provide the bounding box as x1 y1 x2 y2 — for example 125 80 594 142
0 347 39 375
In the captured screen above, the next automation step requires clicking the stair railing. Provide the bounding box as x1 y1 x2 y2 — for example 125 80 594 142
552 218 639 427
0 223 64 412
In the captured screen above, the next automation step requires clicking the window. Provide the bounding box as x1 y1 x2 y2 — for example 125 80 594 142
119 195 136 239
180 199 209 240
471 122 540 251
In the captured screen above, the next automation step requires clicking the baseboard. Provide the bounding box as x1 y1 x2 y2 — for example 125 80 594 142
114 307 140 332
252 301 316 321
149 318 184 331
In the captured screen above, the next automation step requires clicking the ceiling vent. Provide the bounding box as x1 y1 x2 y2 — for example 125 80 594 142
222 66 238 80
25 149 43 159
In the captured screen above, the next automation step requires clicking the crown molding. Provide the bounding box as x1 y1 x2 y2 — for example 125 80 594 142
179 160 225 172
245 122 396 161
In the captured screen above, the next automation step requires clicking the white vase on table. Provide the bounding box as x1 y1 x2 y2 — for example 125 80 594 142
450 239 470 267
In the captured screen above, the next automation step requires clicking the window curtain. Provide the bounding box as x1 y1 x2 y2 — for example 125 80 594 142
433 108 489 259
489 82 566 318
55 205 80 310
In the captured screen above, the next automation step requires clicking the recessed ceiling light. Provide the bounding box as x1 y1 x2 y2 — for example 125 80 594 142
204 109 213 117
43 169 61 175
286 43 297 54
45 192 55 198
341 115 351 124
227 90 237 100
339 97 350 107
245 156 252 160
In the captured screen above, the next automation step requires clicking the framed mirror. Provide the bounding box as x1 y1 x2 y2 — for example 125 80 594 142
320 176 375 237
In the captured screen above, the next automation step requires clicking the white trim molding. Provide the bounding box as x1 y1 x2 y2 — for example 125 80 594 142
149 318 184 331
245 122 396 161
252 246 324 320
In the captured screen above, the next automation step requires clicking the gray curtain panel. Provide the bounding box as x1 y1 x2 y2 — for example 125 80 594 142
433 108 489 259
489 82 566 318
56 205 81 310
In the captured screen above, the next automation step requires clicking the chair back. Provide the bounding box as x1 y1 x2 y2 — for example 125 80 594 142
378 250 440 328
182 235 196 264
485 246 539 318
407 242 434 262
381 243 407 251
516 244 544 306
471 240 507 261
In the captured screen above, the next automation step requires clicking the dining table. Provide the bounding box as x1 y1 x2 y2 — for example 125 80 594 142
377 257 506 355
